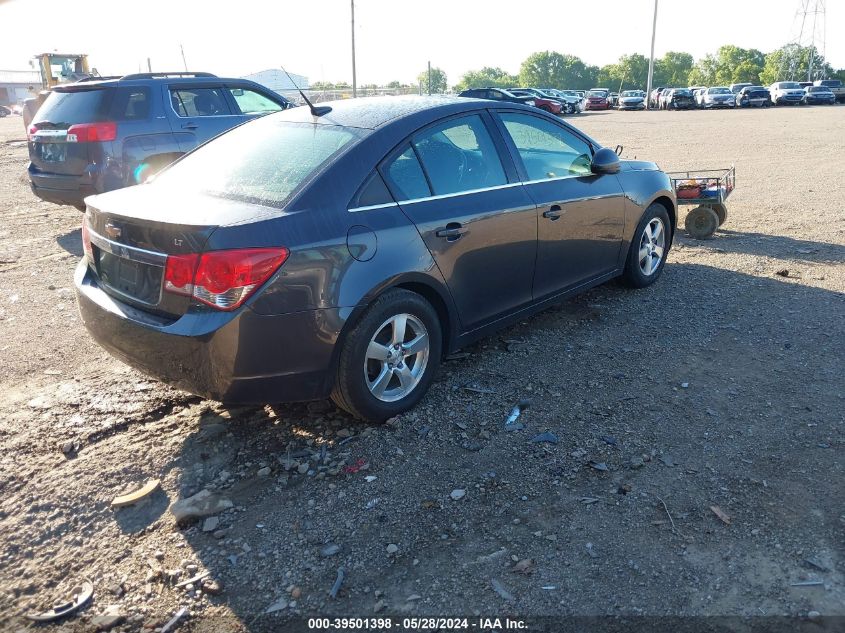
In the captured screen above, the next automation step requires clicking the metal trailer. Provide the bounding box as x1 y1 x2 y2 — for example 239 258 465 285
667 166 736 239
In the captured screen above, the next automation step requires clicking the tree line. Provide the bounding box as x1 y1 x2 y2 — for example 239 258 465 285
307 43 843 94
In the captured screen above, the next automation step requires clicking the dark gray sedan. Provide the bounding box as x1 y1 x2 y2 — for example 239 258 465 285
76 96 676 421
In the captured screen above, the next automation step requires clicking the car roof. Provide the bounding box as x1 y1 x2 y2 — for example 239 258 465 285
51 74 269 90
275 95 535 130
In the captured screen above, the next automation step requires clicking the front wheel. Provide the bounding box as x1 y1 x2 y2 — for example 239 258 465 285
331 289 442 422
621 203 671 288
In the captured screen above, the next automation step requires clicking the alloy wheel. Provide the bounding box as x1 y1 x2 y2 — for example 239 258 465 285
364 313 430 403
638 217 666 276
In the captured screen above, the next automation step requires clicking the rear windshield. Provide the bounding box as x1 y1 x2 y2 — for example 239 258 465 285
151 118 362 207
807 86 828 93
35 88 111 125
709 88 731 94
819 80 842 88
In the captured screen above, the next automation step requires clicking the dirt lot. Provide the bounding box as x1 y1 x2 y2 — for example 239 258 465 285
0 105 843 632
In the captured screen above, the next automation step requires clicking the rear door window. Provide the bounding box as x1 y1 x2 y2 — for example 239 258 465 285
111 87 150 120
383 147 431 201
228 87 284 114
169 88 232 117
410 115 507 195
499 112 593 180
35 88 112 124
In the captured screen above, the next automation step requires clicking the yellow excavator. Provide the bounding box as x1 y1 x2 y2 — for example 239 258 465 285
23 52 94 129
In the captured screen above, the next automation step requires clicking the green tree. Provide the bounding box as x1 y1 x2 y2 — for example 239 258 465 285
519 51 596 90
654 51 694 86
417 67 447 93
386 80 402 89
597 53 650 90
761 44 832 84
454 67 518 92
689 45 765 86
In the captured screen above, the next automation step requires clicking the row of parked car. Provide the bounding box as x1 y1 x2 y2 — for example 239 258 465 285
649 79 843 110
457 87 585 115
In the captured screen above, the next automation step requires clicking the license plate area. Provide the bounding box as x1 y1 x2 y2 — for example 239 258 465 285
38 143 67 163
97 250 163 306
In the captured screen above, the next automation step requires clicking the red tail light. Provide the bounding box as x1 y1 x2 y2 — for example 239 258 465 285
27 124 38 141
81 220 93 261
163 248 289 310
66 122 117 143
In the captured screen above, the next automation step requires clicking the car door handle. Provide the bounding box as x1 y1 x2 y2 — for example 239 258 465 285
543 205 563 220
181 123 198 130
435 224 467 241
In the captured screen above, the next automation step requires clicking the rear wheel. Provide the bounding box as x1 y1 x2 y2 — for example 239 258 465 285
331 289 442 422
621 203 671 288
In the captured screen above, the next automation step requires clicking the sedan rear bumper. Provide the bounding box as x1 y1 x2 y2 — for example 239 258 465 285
74 260 340 404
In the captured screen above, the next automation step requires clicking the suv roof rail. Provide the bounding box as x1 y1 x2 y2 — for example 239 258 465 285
75 75 123 83
119 72 218 80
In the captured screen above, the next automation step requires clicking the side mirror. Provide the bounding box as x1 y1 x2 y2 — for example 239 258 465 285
591 147 621 175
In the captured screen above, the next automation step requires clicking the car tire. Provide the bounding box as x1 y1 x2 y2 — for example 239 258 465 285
684 206 719 240
331 289 442 422
621 203 672 288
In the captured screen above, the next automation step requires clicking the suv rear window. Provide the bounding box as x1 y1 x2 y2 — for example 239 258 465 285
35 88 112 124
151 119 361 206
819 80 842 88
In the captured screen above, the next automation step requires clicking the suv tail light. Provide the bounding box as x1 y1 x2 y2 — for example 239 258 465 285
163 248 289 311
67 122 117 143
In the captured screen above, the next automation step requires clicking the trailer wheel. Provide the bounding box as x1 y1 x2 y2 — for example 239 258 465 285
710 203 728 227
684 206 719 240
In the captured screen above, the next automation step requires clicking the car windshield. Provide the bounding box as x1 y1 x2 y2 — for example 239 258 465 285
674 89 692 96
621 91 640 97
152 118 362 207
709 88 731 95
588 90 607 97
779 82 801 89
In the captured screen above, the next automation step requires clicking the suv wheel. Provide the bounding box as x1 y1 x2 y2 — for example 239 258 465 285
621 203 671 288
331 289 442 422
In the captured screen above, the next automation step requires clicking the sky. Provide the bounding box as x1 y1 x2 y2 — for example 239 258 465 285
0 0 841 86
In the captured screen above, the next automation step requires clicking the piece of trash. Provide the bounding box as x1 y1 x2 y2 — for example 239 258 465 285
511 558 535 575
681 382 689 388
589 461 608 472
365 498 379 509
579 497 600 504
321 544 341 557
25 579 93 622
265 597 289 613
160 606 188 633
775 269 789 277
111 479 160 508
710 505 731 525
586 542 598 559
174 571 210 588
790 580 824 587
541 585 557 590
530 432 559 444
490 578 516 603
343 458 368 474
450 489 466 501
329 567 346 599
463 384 496 394
504 400 531 431
364 475 377 483
804 558 830 572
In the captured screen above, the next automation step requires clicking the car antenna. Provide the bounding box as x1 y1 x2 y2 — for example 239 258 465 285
281 66 331 116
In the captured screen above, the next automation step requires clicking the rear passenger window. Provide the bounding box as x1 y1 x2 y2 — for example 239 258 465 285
353 172 393 208
170 88 230 117
411 115 507 195
383 146 431 201
112 88 150 120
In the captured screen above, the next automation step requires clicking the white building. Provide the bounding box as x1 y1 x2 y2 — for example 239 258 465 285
0 70 42 106
241 69 309 92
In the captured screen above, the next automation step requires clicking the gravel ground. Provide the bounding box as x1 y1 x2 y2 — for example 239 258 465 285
0 106 843 632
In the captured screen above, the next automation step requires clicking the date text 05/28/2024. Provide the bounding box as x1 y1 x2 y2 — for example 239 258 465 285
307 617 527 630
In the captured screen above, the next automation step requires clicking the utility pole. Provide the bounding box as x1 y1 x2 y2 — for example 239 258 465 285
147 57 152 73
351 0 357 98
427 61 431 95
645 0 658 110
180 44 188 72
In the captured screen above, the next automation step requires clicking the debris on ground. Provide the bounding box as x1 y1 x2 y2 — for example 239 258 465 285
710 505 732 525
91 604 124 631
511 558 535 574
450 489 466 500
110 479 161 508
589 461 608 472
529 432 559 444
490 578 516 603
504 400 531 431
25 579 93 622
169 490 233 523
329 568 346 599
160 606 189 632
